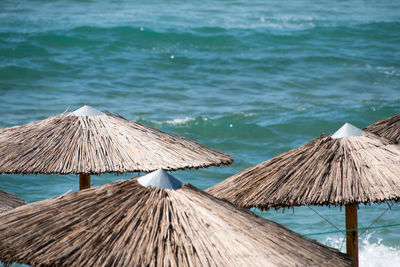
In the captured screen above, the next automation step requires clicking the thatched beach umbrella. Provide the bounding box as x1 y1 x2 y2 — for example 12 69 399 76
0 105 233 190
0 190 26 213
0 170 350 267
207 123 400 267
364 113 400 143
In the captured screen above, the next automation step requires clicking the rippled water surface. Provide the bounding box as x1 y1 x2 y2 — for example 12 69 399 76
1 1 399 266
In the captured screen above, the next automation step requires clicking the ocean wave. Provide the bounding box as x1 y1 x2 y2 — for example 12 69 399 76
377 66 400 78
154 116 199 125
2 21 398 57
137 113 277 147
146 112 258 125
1 0 399 35
324 233 400 267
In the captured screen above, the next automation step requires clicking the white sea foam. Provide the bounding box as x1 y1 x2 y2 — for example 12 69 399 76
243 112 256 117
165 117 195 125
148 116 210 126
324 233 400 267
377 66 400 78
359 234 400 267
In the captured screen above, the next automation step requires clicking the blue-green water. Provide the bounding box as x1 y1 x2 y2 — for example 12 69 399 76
1 0 399 266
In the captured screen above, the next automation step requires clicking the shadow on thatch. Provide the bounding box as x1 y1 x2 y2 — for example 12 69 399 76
0 190 26 213
0 178 350 267
0 106 233 175
364 113 400 143
207 132 400 210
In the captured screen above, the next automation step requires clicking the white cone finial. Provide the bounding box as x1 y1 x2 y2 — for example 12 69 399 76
331 123 364 139
137 170 182 190
69 105 105 117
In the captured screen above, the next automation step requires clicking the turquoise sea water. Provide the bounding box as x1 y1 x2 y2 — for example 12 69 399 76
1 0 400 266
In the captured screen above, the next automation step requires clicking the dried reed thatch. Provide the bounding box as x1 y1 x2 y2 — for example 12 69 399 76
0 176 350 267
207 124 400 210
0 190 26 213
0 106 233 175
364 113 400 143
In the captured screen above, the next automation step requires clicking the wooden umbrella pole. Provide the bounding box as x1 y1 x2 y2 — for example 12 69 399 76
79 174 91 190
345 204 358 267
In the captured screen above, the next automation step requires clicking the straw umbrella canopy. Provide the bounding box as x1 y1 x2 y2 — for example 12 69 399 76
364 113 400 143
0 105 233 190
207 123 400 267
0 170 351 267
0 190 26 213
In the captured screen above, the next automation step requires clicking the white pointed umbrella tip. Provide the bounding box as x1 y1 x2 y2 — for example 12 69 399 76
331 122 365 139
68 105 105 117
137 169 182 190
